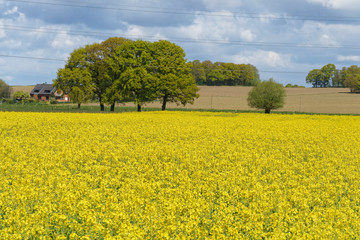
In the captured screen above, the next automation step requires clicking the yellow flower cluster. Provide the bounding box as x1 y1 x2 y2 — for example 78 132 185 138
1 111 360 239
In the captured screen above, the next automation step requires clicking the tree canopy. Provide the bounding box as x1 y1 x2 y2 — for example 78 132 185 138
53 47 93 109
86 37 130 111
247 79 286 114
344 65 360 92
0 79 11 99
306 64 360 92
151 40 199 110
13 91 30 102
190 60 260 86
107 40 199 111
54 38 200 111
306 64 336 88
109 40 158 112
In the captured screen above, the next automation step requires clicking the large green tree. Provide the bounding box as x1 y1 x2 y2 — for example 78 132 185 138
306 64 336 88
247 78 286 114
102 37 131 111
109 40 158 112
85 37 130 111
306 69 324 88
332 67 346 87
83 43 109 111
344 65 360 92
321 64 336 87
53 47 93 109
151 40 199 110
54 37 129 111
0 79 11 99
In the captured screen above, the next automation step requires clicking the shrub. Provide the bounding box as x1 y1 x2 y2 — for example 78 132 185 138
247 78 286 114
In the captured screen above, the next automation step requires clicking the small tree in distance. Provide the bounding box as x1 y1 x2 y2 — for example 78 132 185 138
0 79 11 99
13 91 30 103
247 78 286 114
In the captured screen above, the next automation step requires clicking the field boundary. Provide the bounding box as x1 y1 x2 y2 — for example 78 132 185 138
3 86 360 115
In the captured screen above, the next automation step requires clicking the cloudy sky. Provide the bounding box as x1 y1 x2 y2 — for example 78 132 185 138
1 0 360 86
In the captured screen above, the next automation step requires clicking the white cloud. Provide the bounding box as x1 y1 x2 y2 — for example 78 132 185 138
337 55 360 61
201 0 242 10
4 6 18 15
240 30 255 42
3 6 26 20
319 34 338 46
230 50 293 68
126 25 146 39
297 22 360 46
0 24 5 39
307 0 360 10
175 11 256 43
2 76 14 82
51 32 76 49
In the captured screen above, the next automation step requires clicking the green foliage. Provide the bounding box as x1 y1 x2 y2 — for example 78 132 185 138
306 69 325 88
108 40 199 111
306 64 336 88
332 67 346 87
344 65 360 92
247 78 286 114
13 91 30 102
85 37 130 111
109 40 158 112
151 40 199 110
53 49 93 109
0 79 11 99
285 83 305 88
191 60 206 85
54 38 130 111
321 64 336 86
190 60 260 86
54 38 212 112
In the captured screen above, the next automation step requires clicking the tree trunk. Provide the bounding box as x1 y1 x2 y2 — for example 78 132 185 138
110 103 115 112
162 95 168 111
77 103 81 109
265 108 271 114
137 104 142 112
100 103 105 111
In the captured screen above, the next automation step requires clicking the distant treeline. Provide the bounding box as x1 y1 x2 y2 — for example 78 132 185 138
306 64 360 92
190 60 260 86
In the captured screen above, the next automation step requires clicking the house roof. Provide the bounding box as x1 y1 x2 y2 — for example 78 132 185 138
30 83 57 95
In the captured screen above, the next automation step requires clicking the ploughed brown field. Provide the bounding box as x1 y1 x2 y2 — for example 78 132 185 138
141 86 360 114
11 86 35 96
13 85 360 114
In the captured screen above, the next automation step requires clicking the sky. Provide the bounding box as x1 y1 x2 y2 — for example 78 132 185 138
1 0 360 86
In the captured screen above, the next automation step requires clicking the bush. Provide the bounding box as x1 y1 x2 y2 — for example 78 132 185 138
247 78 286 114
27 98 38 104
13 91 30 103
285 83 305 88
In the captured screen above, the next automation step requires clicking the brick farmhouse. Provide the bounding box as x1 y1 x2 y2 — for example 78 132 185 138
30 83 70 102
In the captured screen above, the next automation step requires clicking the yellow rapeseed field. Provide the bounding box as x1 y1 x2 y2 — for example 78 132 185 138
1 111 360 239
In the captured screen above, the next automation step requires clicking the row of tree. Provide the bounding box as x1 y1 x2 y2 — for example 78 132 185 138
306 64 360 92
54 38 199 111
190 60 260 86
